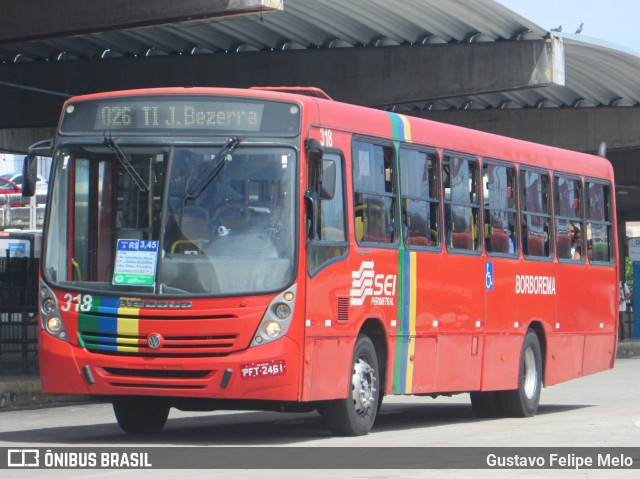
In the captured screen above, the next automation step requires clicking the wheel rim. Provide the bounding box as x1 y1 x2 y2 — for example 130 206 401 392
351 357 377 416
522 346 538 399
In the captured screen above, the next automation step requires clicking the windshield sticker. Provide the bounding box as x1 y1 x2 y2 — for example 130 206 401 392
112 240 159 287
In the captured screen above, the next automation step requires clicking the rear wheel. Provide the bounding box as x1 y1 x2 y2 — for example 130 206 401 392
500 330 542 417
321 335 380 436
113 396 170 434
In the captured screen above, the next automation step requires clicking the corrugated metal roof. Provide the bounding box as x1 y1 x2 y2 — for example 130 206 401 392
2 0 640 110
1 0 545 57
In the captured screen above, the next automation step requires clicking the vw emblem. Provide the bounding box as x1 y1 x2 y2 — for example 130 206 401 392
147 333 163 349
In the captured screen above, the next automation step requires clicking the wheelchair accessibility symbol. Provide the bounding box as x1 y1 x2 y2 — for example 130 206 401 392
485 262 494 290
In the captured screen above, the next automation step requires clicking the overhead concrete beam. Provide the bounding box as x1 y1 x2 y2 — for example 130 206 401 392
0 128 56 154
410 106 640 154
0 39 564 129
0 0 281 44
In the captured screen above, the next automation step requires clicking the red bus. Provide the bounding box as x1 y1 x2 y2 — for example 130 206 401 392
26 87 618 436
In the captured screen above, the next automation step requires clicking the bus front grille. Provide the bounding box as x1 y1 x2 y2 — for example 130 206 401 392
78 331 241 357
76 305 262 357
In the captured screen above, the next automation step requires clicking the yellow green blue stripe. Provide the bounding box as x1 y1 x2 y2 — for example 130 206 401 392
77 296 140 352
393 250 417 393
405 251 417 392
388 120 415 394
387 112 412 143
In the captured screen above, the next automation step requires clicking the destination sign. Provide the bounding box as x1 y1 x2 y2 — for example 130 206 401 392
59 96 301 136
95 101 263 130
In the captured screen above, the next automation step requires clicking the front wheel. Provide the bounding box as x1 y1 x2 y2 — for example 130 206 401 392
320 335 380 436
501 330 543 417
113 396 170 434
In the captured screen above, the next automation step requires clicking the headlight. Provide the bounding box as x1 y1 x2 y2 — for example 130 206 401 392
39 280 69 342
251 285 297 347
264 320 282 338
42 298 56 315
47 317 63 333
274 303 291 319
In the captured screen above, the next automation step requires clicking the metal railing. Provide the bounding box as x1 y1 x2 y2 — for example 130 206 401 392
0 232 40 371
0 193 46 230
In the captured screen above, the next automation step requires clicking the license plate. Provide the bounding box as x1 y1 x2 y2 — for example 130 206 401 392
240 360 286 379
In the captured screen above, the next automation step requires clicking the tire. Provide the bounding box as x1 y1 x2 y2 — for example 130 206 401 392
321 335 380 436
500 330 543 417
113 396 170 434
470 391 501 418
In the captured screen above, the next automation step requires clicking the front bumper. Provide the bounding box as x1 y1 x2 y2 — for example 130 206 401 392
39 330 301 401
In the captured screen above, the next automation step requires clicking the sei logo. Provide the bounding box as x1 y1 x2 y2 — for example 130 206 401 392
350 260 397 306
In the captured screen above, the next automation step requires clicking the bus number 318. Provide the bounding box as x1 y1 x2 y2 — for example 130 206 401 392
61 293 93 312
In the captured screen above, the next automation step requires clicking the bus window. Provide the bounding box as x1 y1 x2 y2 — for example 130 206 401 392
443 153 480 252
483 161 517 256
520 169 552 259
44 148 163 285
586 180 614 262
353 140 396 244
554 175 584 261
72 159 91 281
307 152 348 275
399 147 440 248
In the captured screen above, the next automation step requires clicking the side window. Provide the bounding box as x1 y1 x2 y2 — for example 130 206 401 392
353 140 396 244
520 169 552 258
400 147 440 248
307 152 348 275
443 153 480 251
483 161 518 256
586 180 614 263
554 175 584 261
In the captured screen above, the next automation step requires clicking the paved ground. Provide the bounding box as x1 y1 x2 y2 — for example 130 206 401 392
1 357 639 478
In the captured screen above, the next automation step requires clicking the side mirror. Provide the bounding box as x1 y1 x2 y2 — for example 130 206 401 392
304 189 319 240
304 138 336 200
23 139 53 197
306 138 323 164
319 158 336 200
22 153 38 197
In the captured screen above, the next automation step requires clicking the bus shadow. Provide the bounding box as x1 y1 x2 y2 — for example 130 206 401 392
372 402 592 433
0 409 331 446
0 402 592 446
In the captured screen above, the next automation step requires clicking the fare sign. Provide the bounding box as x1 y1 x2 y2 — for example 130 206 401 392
113 240 159 286
629 237 640 262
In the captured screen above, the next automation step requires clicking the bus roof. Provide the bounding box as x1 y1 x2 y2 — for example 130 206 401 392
62 86 613 181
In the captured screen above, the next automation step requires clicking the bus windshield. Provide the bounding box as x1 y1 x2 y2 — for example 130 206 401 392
43 143 296 296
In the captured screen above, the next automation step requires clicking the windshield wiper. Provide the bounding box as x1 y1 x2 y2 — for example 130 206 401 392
185 137 243 200
104 135 150 192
